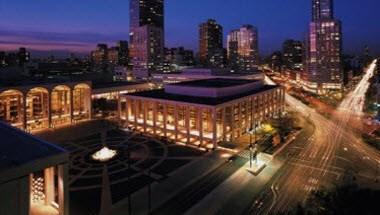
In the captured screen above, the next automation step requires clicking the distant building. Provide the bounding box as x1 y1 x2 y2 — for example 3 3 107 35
117 40 129 66
376 60 380 119
107 47 120 65
17 47 30 66
130 25 164 78
130 0 164 31
282 40 303 71
227 25 259 71
0 48 30 67
282 40 304 82
130 0 165 79
268 51 283 75
164 47 195 72
151 67 264 85
199 19 225 68
0 52 6 67
303 0 343 93
91 44 108 65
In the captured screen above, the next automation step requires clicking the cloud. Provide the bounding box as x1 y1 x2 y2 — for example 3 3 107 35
0 28 129 53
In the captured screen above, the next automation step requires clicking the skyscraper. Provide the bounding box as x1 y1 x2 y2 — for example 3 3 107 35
117 40 129 66
91 44 108 65
303 0 343 93
312 0 333 21
130 0 164 30
130 0 164 79
227 25 259 71
282 40 303 71
17 47 30 66
199 19 224 68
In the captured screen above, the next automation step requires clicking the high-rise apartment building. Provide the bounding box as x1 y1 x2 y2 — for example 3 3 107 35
91 44 108 65
117 40 129 66
304 0 343 93
130 0 164 79
199 19 224 68
282 40 303 71
227 25 259 71
17 47 30 65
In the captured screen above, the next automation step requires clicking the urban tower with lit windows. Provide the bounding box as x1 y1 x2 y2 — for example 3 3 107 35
227 25 259 71
303 0 343 93
129 0 165 79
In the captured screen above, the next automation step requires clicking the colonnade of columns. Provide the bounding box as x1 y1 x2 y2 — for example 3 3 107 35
0 84 92 132
121 87 285 149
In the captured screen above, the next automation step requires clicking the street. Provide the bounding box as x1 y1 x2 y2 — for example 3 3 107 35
247 60 380 214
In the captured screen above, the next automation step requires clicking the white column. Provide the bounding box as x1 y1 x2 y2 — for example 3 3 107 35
134 100 138 129
212 109 217 149
70 89 74 124
117 92 122 121
186 106 190 144
23 95 27 130
174 105 179 142
163 104 167 137
222 107 226 142
44 167 55 205
198 107 203 146
153 102 157 135
125 99 129 128
143 101 147 132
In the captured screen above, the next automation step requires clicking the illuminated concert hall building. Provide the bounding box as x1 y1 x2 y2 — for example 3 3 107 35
121 78 285 149
0 82 92 131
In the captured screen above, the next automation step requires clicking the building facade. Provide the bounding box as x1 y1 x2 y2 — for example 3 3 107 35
91 44 108 65
282 40 304 82
227 25 259 71
303 0 343 93
130 0 165 78
199 19 225 68
0 82 92 132
121 79 285 149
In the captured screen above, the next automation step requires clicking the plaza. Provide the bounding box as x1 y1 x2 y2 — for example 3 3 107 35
36 121 206 214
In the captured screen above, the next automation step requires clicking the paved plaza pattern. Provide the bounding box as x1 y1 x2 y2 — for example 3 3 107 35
56 128 205 214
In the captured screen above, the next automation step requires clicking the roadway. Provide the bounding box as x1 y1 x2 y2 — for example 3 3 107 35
248 61 380 214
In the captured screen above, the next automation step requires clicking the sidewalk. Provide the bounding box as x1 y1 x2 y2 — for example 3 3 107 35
184 157 283 215
111 150 226 215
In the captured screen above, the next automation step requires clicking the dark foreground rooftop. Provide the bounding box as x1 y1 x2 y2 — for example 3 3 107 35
0 122 67 173
92 81 146 89
170 78 255 88
126 84 279 106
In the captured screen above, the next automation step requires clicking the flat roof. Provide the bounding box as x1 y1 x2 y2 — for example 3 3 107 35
125 85 279 106
169 78 255 88
0 79 87 89
92 81 146 89
0 122 67 173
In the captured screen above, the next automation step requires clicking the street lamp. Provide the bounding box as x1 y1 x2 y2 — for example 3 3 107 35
249 143 253 168
247 127 254 168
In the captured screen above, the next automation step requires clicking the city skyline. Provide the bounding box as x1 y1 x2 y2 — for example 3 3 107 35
1 0 379 56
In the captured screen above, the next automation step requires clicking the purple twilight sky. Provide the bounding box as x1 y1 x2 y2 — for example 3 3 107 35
0 0 379 57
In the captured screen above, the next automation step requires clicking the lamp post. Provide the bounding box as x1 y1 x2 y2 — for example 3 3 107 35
247 127 253 168
148 167 152 214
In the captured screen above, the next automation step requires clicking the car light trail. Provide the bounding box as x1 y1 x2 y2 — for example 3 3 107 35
339 59 378 115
